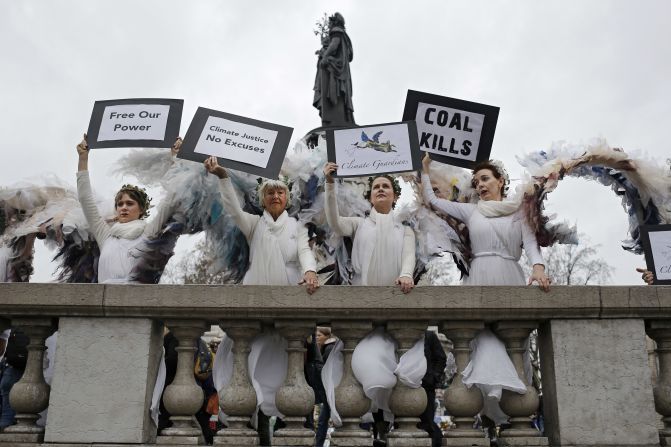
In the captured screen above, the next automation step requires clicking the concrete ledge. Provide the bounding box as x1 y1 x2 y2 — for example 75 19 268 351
0 284 669 321
0 283 104 316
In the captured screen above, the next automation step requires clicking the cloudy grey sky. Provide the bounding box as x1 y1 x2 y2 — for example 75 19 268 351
2 0 669 284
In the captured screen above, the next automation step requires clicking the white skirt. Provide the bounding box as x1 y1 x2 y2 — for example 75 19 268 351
349 328 427 423
213 330 288 428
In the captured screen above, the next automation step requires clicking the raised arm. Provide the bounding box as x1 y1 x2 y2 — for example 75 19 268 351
76 136 111 245
323 162 360 237
421 154 474 222
204 156 258 239
142 138 183 237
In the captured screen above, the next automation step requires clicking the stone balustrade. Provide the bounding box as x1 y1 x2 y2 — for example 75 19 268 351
0 283 669 446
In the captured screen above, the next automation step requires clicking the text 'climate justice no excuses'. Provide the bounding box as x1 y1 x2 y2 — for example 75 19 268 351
421 108 474 156
205 125 269 153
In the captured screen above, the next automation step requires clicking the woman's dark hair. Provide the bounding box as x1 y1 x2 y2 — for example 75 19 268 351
471 161 508 197
363 175 402 208
114 185 151 218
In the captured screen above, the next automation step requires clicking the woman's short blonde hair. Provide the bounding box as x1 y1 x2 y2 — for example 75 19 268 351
257 180 290 207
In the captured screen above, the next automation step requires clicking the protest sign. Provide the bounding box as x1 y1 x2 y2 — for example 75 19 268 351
326 121 420 177
403 90 498 169
178 107 293 179
87 98 183 149
641 224 671 284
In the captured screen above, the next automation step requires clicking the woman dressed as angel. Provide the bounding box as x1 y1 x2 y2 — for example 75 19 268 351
421 152 550 428
76 135 182 283
322 162 423 442
205 156 319 446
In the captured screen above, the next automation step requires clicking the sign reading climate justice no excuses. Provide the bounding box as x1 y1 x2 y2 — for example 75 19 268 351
86 98 183 149
402 90 500 169
178 107 293 179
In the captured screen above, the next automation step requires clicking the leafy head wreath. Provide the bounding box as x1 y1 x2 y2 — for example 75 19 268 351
115 184 152 218
256 176 294 208
364 174 402 208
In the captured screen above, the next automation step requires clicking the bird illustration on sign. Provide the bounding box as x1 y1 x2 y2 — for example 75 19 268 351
351 130 396 153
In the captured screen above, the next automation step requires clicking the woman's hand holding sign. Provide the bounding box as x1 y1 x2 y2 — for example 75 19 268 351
323 162 338 183
77 134 89 172
204 156 228 179
171 137 183 158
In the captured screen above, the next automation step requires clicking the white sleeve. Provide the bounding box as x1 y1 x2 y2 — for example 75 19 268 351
324 182 361 237
399 226 416 279
521 219 544 267
421 173 474 222
77 171 111 246
218 178 259 240
296 224 317 274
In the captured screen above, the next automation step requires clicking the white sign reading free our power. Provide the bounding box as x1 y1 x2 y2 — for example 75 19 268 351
195 116 278 169
98 104 170 141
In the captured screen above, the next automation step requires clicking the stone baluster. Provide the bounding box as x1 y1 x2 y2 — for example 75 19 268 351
213 320 261 446
330 320 373 447
647 336 659 386
493 321 547 446
386 321 430 447
157 319 208 446
274 320 317 445
440 321 488 446
0 317 55 444
646 320 671 445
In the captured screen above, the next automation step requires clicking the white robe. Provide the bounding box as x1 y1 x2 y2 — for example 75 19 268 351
213 178 314 425
324 182 424 424
77 170 176 425
422 174 538 422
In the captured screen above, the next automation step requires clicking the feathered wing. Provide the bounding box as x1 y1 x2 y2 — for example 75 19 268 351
112 148 177 188
112 153 241 284
517 139 671 254
404 165 475 279
372 131 383 143
280 137 354 284
0 177 98 283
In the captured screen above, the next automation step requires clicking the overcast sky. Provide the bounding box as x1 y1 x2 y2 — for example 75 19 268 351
2 0 669 284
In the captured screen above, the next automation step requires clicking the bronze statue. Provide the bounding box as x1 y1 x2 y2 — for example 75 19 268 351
313 12 355 128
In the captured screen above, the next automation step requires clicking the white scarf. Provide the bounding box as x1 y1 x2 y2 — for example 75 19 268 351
244 210 291 286
476 194 522 217
352 208 404 286
109 219 146 239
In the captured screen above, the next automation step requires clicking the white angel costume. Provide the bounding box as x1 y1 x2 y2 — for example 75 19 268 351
421 174 538 422
77 171 176 284
77 170 176 426
324 182 425 424
212 177 316 424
